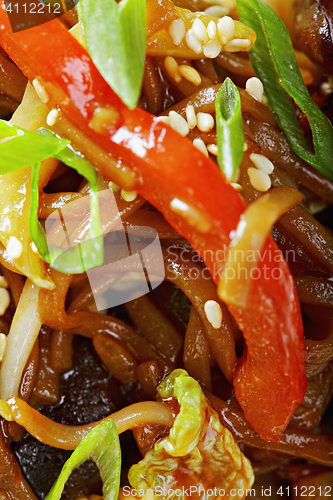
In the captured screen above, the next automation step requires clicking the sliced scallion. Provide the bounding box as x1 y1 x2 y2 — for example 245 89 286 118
215 77 244 181
235 0 333 181
45 420 121 500
77 0 146 109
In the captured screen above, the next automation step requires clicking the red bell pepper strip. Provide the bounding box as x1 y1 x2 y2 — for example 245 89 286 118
0 5 306 442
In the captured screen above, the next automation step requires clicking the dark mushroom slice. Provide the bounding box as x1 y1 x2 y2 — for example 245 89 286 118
294 0 333 73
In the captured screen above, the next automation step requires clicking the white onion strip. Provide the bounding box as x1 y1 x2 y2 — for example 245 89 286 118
0 279 41 400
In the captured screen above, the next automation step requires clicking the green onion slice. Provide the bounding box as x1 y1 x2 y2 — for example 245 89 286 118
0 120 103 274
45 420 121 500
0 120 69 172
215 77 244 181
30 129 103 274
78 0 146 110
235 0 333 181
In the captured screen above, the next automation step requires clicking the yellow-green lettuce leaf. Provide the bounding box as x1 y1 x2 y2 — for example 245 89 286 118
129 369 254 500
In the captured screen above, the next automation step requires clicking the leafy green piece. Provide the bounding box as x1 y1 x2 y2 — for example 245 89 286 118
129 369 254 500
30 129 103 274
215 78 244 181
0 122 103 275
235 0 333 181
77 0 146 109
45 420 121 500
155 369 207 457
0 120 69 173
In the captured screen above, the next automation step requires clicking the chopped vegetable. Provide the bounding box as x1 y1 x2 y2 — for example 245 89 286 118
215 78 244 180
74 1 256 62
45 419 121 500
219 186 303 307
0 121 103 275
31 129 103 274
235 0 333 181
0 279 42 400
294 0 333 74
0 12 306 442
0 120 69 172
147 5 256 59
0 113 70 289
129 369 254 499
77 0 146 109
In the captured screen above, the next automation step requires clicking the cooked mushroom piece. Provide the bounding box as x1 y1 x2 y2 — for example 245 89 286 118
294 0 333 73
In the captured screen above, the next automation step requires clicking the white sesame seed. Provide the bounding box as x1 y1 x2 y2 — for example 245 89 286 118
320 76 333 95
121 189 138 202
31 242 38 253
249 153 274 174
164 56 182 83
197 112 215 132
248 167 271 192
168 18 186 46
89 107 120 133
170 198 188 212
224 38 252 52
108 181 121 192
192 18 209 43
207 143 218 155
207 20 217 39
217 16 235 45
193 138 209 157
169 110 190 136
155 116 171 126
0 333 6 362
0 276 8 288
46 108 59 127
203 37 222 58
32 78 49 103
185 105 197 129
246 77 264 102
179 65 202 86
320 82 332 94
0 288 10 316
185 28 203 54
6 236 23 260
243 142 248 152
204 6 230 17
204 300 223 329
230 182 243 192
